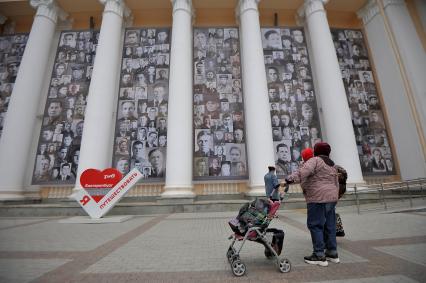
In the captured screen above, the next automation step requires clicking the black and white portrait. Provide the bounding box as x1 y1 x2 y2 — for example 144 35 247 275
262 28 283 50
0 34 29 138
261 27 322 177
193 27 248 180
332 28 395 175
113 28 171 181
32 30 99 184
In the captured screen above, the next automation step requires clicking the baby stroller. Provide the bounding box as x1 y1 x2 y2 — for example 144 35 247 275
226 191 291 276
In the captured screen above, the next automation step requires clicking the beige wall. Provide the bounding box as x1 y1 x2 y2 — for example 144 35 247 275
5 7 366 33
259 9 298 26
70 12 103 30
132 9 172 27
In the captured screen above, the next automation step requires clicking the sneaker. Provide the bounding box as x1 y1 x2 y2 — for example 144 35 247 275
304 254 328 267
336 231 345 237
325 252 340 263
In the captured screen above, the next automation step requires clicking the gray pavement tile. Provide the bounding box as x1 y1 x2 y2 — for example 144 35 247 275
0 258 71 283
335 199 426 214
0 218 48 229
82 214 366 274
338 213 426 241
374 243 426 267
306 274 420 283
0 216 154 252
282 209 426 241
167 211 237 219
0 205 425 282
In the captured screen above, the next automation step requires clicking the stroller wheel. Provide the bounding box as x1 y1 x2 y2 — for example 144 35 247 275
226 247 236 263
278 258 291 273
231 260 246 277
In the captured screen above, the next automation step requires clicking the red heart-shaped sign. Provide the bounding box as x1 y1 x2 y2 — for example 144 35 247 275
80 168 122 202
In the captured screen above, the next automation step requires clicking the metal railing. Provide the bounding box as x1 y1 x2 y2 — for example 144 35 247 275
349 178 426 214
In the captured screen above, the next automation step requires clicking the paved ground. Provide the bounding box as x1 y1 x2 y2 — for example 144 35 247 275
0 199 425 283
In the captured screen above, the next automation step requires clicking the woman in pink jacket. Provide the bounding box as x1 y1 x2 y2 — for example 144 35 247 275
286 142 339 267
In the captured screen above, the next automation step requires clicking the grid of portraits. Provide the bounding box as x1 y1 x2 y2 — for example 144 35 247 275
193 28 248 180
331 29 395 175
112 28 170 181
261 28 322 177
0 34 28 138
32 30 99 184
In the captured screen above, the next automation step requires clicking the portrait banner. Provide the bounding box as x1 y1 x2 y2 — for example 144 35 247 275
0 33 29 139
261 27 322 177
193 27 248 180
32 30 99 184
331 29 395 175
112 28 171 182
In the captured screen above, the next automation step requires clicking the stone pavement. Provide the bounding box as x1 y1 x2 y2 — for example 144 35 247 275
0 200 425 283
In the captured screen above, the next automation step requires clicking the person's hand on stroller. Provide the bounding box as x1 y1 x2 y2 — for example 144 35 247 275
278 180 290 201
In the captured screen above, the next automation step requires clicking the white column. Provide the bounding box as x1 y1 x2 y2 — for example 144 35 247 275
161 0 195 199
357 0 426 179
299 0 364 184
75 0 131 188
236 0 275 196
382 0 426 153
0 0 67 200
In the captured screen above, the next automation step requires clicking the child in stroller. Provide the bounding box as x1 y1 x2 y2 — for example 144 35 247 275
226 187 291 276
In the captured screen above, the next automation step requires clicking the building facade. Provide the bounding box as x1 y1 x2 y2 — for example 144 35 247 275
0 0 425 201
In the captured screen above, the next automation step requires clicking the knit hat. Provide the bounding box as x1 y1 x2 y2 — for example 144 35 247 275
301 148 314 162
314 142 331 157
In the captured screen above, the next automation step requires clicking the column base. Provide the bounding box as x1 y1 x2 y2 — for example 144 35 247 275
68 187 84 200
0 188 26 200
245 184 266 197
160 185 195 202
348 179 366 185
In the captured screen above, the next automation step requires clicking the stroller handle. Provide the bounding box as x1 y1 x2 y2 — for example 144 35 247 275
278 183 290 201
283 183 290 193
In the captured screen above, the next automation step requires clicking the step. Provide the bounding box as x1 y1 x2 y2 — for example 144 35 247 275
0 194 421 217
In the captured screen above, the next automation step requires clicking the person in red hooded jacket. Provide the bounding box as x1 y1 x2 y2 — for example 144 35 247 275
301 147 314 162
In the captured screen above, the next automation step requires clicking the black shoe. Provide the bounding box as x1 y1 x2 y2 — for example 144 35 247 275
304 254 328 267
336 230 345 237
325 252 340 263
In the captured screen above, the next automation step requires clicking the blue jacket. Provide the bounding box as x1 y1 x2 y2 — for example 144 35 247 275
264 171 280 199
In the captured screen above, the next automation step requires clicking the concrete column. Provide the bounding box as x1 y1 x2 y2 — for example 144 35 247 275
75 0 131 188
357 0 426 179
236 0 275 196
161 0 195 199
382 0 426 155
299 0 364 184
0 0 67 200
